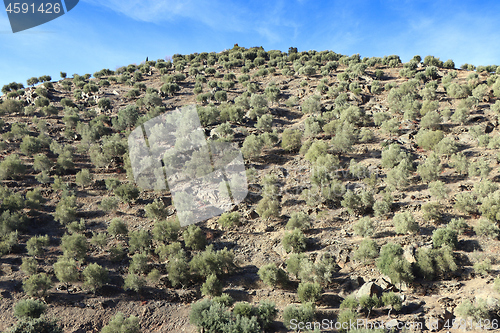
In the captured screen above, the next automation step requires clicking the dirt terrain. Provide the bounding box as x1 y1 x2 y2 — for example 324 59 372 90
1 46 500 332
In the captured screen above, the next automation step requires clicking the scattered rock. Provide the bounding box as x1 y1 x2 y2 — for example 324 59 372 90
357 282 383 298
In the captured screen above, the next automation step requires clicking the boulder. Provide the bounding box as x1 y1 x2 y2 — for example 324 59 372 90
357 281 382 298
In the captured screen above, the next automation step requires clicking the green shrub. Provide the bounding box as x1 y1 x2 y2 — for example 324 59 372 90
82 263 108 292
129 252 148 275
123 273 146 292
53 256 79 288
473 259 492 276
474 219 500 238
376 243 414 285
100 312 140 333
359 295 380 318
337 309 358 333
341 190 374 216
258 263 288 288
301 95 321 114
33 154 52 173
13 299 46 320
166 251 190 288
21 257 38 275
432 228 458 249
381 292 403 317
393 211 418 234
152 218 180 242
468 158 491 178
26 235 49 257
353 239 379 262
22 273 52 297
429 180 450 200
128 230 152 254
107 218 128 237
189 245 235 278
182 225 206 250
99 197 119 212
297 282 322 303
286 212 312 231
75 169 93 188
201 273 223 297
283 303 315 330
415 246 456 280
0 154 26 180
417 152 442 183
256 195 280 219
421 202 442 222
115 183 140 203
218 212 241 229
54 194 77 225
353 217 374 237
415 130 444 150
455 299 489 323
241 134 264 159
60 233 88 260
282 229 307 253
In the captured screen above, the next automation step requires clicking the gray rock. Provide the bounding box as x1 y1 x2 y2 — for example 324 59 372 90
357 281 382 298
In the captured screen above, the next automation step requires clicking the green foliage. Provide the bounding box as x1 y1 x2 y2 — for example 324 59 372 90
417 152 442 183
286 212 311 231
54 194 77 225
189 245 235 278
53 257 79 286
14 299 46 320
129 253 148 275
450 152 469 175
82 263 108 292
432 228 458 249
421 202 442 222
60 233 88 261
376 243 414 285
128 230 152 254
282 228 307 253
359 295 380 318
258 263 288 288
297 282 322 303
393 211 419 234
340 295 359 310
166 250 190 288
0 154 26 180
201 273 223 297
283 303 315 330
381 292 403 317
415 130 444 150
99 197 119 212
455 299 489 322
23 273 52 297
123 273 146 292
75 169 93 188
474 219 500 238
353 217 374 237
112 105 139 131
153 218 180 242
337 309 358 333
9 316 63 333
107 218 128 238
218 212 241 229
341 190 374 216
182 225 206 250
20 136 43 156
415 246 457 280
115 183 140 203
100 312 140 333
301 95 321 114
353 239 379 262
473 259 492 276
21 257 38 275
26 235 49 257
429 180 450 200
468 158 491 178
241 134 264 159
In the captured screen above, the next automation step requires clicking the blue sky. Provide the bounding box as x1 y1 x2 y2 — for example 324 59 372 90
1 0 500 89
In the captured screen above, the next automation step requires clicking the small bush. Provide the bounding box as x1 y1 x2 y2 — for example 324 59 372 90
474 219 500 238
301 95 321 114
282 303 315 330
421 202 442 222
258 263 288 288
21 257 38 275
282 229 307 253
0 154 26 180
454 192 477 214
218 212 241 229
455 299 489 323
353 239 379 261
393 211 419 234
286 212 311 231
337 309 358 333
416 130 444 150
417 152 442 183
152 218 180 242
429 180 450 200
183 225 206 250
473 259 492 276
82 263 108 292
201 273 223 297
432 228 458 249
107 218 128 237
297 282 322 303
75 169 93 188
241 134 264 159
128 230 152 254
26 235 49 257
13 299 47 319
376 243 414 285
353 217 374 237
22 273 52 297
115 183 140 203
101 312 140 333
60 233 88 260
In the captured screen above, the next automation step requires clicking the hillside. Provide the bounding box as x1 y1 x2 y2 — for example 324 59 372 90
1 45 500 332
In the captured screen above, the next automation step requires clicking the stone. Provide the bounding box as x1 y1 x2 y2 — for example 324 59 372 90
357 281 383 298
403 245 417 263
